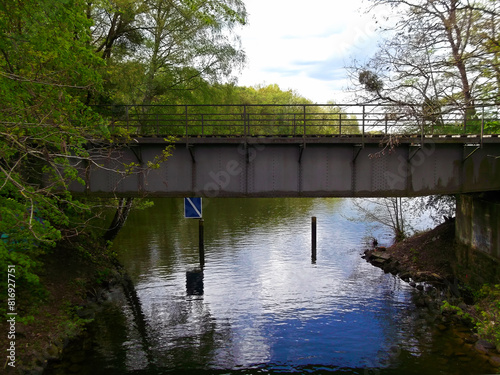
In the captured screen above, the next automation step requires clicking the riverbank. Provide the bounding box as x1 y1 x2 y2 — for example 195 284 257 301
363 220 456 286
363 220 500 370
1 236 123 375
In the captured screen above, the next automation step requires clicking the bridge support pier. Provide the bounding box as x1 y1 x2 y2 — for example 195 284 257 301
455 192 500 282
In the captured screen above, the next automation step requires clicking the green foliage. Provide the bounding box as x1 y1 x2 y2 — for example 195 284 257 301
473 284 500 346
485 121 500 134
442 284 500 347
98 84 360 136
410 247 418 263
59 301 94 337
90 0 247 105
441 300 474 323
0 0 108 316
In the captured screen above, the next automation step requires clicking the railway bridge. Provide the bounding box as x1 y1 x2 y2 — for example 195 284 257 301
73 104 500 198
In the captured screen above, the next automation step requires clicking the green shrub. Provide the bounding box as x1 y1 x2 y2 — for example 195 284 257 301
473 284 500 346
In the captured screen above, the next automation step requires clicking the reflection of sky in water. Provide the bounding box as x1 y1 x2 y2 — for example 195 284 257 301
124 198 416 371
44 198 495 375
264 311 383 368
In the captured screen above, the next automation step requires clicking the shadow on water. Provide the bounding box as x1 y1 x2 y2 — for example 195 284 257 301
45 274 161 374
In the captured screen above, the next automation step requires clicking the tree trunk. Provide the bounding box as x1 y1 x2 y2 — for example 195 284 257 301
104 198 134 242
444 1 476 115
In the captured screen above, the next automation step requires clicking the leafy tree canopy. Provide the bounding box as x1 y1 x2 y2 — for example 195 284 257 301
0 0 250 314
0 0 107 311
89 0 247 105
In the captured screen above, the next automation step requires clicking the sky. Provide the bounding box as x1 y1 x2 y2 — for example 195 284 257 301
237 0 385 104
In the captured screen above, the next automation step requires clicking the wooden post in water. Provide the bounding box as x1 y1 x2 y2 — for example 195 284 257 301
199 219 205 267
311 216 317 262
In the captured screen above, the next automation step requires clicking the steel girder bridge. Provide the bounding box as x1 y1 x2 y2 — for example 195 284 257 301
68 103 500 197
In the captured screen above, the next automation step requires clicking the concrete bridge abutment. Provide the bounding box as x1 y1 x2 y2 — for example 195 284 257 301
455 192 500 283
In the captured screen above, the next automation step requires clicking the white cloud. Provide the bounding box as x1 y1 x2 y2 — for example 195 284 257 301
237 0 385 103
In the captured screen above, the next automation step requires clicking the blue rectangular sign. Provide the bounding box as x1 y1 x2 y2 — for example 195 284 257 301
184 197 202 218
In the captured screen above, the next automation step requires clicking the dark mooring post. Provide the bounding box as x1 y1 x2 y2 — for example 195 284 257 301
311 216 317 262
199 219 205 267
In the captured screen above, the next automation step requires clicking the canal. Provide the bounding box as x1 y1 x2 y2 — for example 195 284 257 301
45 198 495 374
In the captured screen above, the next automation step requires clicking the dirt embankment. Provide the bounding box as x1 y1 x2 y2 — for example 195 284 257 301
363 220 500 369
363 220 457 287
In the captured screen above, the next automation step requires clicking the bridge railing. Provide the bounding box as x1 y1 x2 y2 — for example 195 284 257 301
94 103 500 138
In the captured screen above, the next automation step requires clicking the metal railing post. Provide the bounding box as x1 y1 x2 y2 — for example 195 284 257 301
481 106 484 148
126 105 129 133
339 113 342 135
243 105 247 137
303 105 306 136
185 105 188 138
110 106 116 134
362 105 365 146
201 114 204 136
463 108 467 133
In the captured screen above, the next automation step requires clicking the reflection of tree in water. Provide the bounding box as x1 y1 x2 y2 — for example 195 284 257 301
348 271 496 374
80 302 133 373
116 198 342 247
114 197 344 280
59 282 156 374
121 275 156 370
81 274 236 372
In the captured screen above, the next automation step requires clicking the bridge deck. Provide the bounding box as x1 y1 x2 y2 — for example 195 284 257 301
130 133 500 145
75 136 500 198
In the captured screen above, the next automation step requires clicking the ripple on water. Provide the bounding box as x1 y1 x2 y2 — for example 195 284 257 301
43 198 497 375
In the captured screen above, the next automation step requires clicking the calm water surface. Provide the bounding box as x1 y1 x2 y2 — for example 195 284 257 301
46 198 495 375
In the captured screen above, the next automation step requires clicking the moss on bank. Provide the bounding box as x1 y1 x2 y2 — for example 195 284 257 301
1 236 123 375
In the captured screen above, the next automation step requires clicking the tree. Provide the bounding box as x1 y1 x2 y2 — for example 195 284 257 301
90 0 146 61
0 0 109 312
351 0 500 119
351 198 409 242
410 195 456 224
88 0 247 105
175 83 360 135
472 0 500 104
350 194 457 244
0 0 180 317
